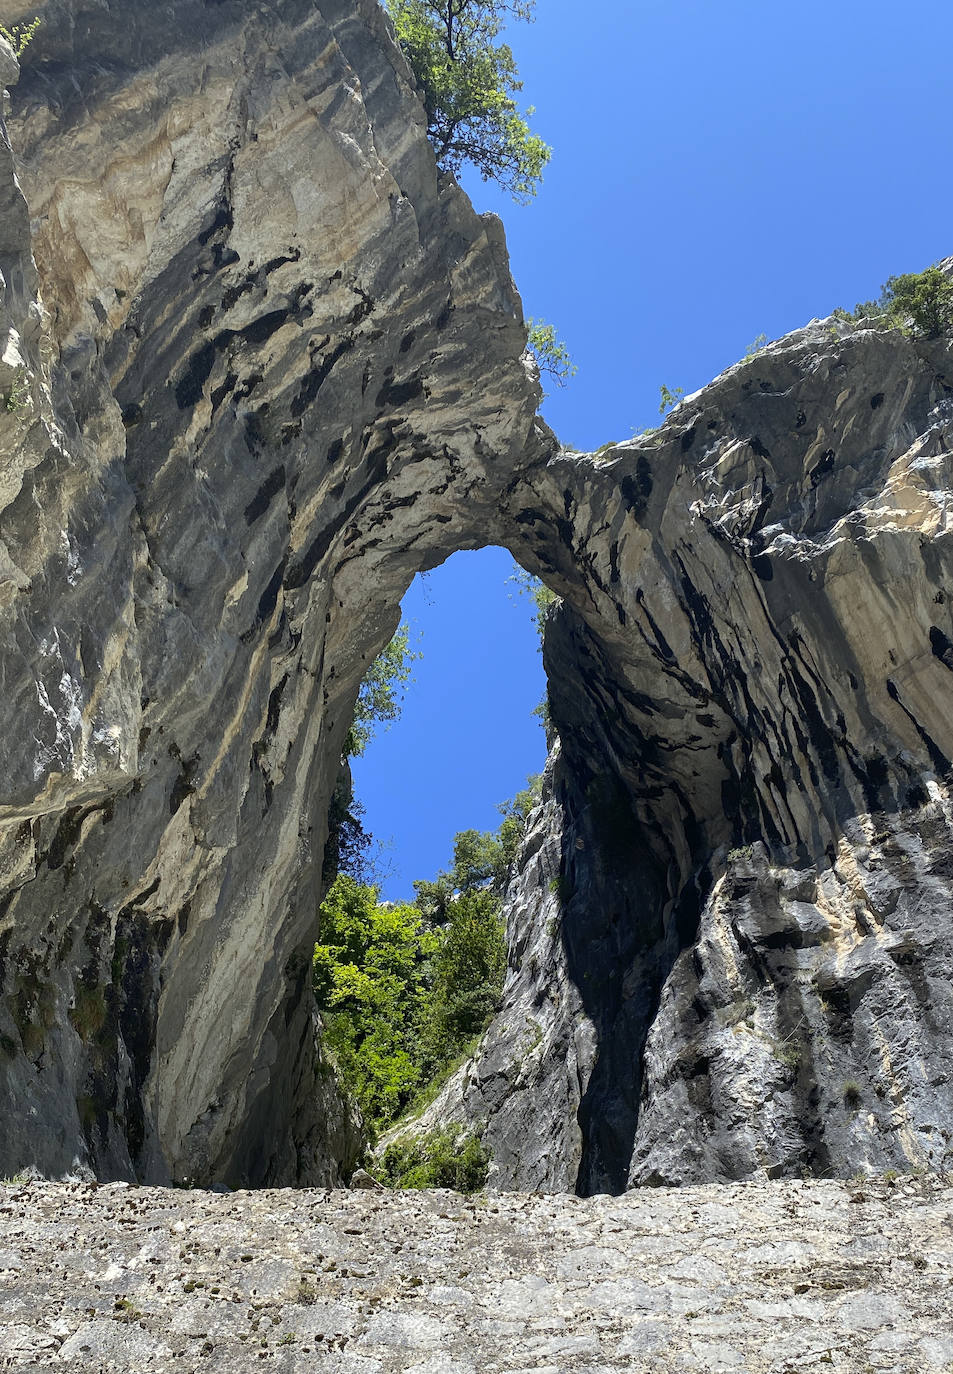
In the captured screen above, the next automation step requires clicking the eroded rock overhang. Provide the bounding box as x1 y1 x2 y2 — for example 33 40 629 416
1 0 952 1190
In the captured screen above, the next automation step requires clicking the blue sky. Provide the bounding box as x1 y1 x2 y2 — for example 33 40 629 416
354 0 953 899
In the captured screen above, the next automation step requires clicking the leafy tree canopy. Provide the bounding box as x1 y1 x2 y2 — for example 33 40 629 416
387 0 551 201
345 622 420 758
314 875 440 1128
835 263 953 339
314 776 541 1138
526 318 577 390
886 267 953 339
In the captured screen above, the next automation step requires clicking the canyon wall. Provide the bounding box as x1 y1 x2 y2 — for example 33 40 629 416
416 311 953 1192
1 0 952 1191
0 0 550 1184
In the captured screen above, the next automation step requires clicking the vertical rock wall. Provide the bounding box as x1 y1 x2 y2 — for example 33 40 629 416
2 0 952 1192
422 311 953 1191
0 0 549 1184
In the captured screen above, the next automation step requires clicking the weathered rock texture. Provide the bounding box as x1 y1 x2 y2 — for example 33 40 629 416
0 0 550 1186
2 0 953 1196
2 1176 953 1371
417 307 953 1194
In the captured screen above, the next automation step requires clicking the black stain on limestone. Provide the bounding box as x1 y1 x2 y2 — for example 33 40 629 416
929 625 953 672
244 467 286 526
886 679 951 776
809 449 836 488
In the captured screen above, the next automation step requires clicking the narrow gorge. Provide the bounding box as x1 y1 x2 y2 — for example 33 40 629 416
1 0 952 1205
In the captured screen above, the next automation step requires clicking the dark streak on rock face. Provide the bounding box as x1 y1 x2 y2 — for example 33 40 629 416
2 0 953 1196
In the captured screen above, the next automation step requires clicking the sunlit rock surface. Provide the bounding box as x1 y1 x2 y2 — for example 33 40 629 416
417 307 953 1193
1 0 953 1194
0 0 549 1185
2 1176 953 1370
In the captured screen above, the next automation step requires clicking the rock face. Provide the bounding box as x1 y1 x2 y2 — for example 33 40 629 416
0 0 550 1185
1 0 953 1194
3 1175 953 1370
418 310 953 1193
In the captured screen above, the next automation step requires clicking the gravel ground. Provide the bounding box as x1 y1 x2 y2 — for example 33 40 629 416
1 1176 952 1372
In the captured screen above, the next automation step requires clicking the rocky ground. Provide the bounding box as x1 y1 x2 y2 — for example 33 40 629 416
0 1178 952 1372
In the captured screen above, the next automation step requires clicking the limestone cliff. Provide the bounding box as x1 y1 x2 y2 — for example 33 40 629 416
1 0 952 1194
0 0 549 1185
415 308 953 1192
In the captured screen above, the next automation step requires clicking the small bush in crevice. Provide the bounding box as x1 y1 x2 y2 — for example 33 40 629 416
842 1079 862 1110
0 17 41 58
378 1125 490 1192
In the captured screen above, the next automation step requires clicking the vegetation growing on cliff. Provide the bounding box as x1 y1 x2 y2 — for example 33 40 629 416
388 0 550 201
0 17 40 57
835 264 953 339
377 1124 490 1191
508 564 557 641
526 318 576 390
345 623 420 758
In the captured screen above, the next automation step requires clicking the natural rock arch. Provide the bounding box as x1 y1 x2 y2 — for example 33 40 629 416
2 0 953 1190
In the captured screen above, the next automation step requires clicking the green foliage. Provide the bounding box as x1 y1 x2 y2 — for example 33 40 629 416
3 371 29 415
345 623 420 758
885 267 953 339
388 0 550 201
832 295 890 327
496 774 541 868
834 264 953 339
548 873 574 905
744 333 768 358
322 775 373 886
0 17 40 57
526 318 576 390
378 1125 490 1191
426 887 506 1058
315 780 538 1135
69 984 107 1041
314 875 439 1131
658 384 684 415
508 562 558 642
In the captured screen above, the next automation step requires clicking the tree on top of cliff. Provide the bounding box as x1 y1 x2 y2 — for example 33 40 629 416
388 0 551 202
885 266 953 340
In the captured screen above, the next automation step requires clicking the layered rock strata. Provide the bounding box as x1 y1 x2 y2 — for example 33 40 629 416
1 0 953 1194
0 0 550 1185
417 307 953 1192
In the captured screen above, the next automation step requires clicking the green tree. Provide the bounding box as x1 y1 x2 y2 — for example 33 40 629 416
835 264 953 338
526 318 577 389
885 266 953 339
315 780 538 1137
495 774 541 870
387 0 551 201
314 876 439 1131
426 887 506 1059
345 622 420 757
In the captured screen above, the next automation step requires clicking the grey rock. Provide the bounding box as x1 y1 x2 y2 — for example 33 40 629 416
0 0 544 1185
1 0 953 1201
414 296 953 1193
0 1179 949 1371
348 1168 384 1190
